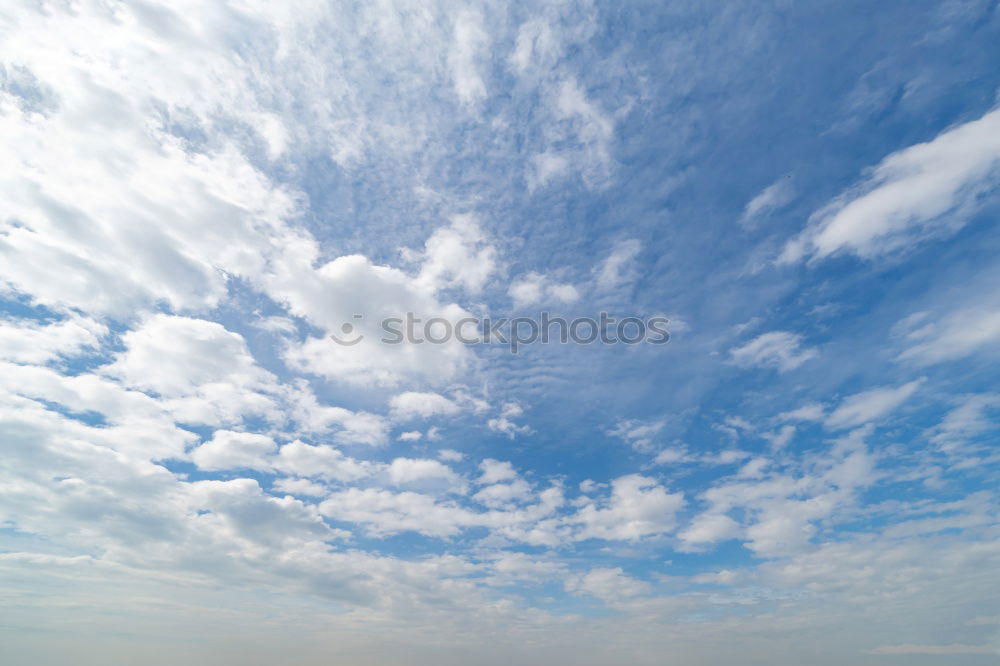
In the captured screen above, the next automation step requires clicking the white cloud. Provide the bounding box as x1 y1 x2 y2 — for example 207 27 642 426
570 474 684 541
896 307 1000 366
388 458 461 487
0 6 300 318
473 479 534 508
0 315 106 364
740 176 793 227
190 430 277 472
389 392 461 421
102 315 271 399
509 18 563 74
763 425 796 450
478 459 518 485
825 380 924 430
678 513 742 550
508 272 580 308
286 380 390 446
927 393 1000 452
319 488 477 538
555 77 616 188
448 10 489 106
528 151 570 190
438 449 465 462
565 567 649 603
487 401 531 438
272 441 376 483
782 107 1000 263
779 403 826 422
595 239 640 290
729 331 818 372
609 418 666 452
272 249 475 387
415 214 497 295
271 478 329 498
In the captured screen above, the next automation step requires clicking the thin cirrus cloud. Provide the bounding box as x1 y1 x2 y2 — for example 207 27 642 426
729 331 818 372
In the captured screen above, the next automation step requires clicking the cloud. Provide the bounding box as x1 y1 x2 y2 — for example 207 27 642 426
508 272 580 308
570 474 684 541
438 449 465 462
487 402 531 438
319 488 478 538
729 331 818 372
272 441 376 482
190 430 277 472
272 248 475 387
565 567 649 603
595 239 640 290
927 393 1000 452
478 459 519 485
415 215 497 295
2 1 998 660
448 11 489 106
102 315 271 399
609 418 666 452
678 513 742 550
473 479 534 508
779 404 826 422
782 107 1000 263
389 392 461 421
554 77 617 187
896 307 1000 366
740 176 793 227
0 315 106 364
825 380 924 430
388 458 462 489
271 478 329 498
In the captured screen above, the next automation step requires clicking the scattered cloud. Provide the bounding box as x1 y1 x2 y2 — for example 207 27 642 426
825 380 924 430
782 107 1000 263
729 331 818 372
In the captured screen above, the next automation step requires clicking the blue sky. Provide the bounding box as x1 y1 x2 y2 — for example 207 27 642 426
1 1 999 664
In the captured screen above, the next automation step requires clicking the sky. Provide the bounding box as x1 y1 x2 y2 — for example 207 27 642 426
1 1 999 664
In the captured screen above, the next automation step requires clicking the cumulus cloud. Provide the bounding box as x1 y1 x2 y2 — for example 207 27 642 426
388 457 462 489
508 272 580 308
570 474 684 541
272 441 376 482
389 392 461 421
487 402 531 438
478 459 519 485
678 513 742 550
0 315 106 364
190 430 277 472
415 215 497 295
